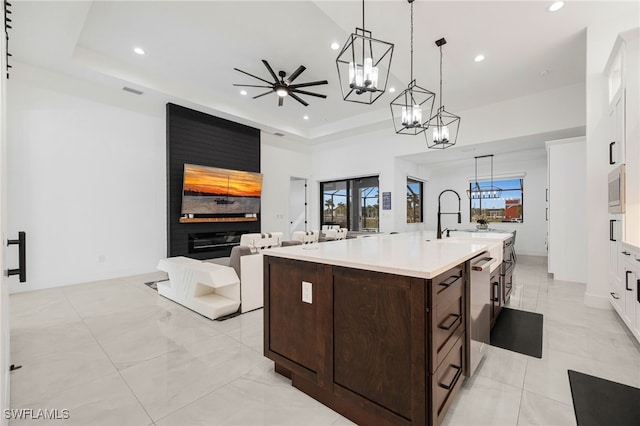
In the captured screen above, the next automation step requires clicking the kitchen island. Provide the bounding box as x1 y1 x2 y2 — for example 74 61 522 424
262 232 496 426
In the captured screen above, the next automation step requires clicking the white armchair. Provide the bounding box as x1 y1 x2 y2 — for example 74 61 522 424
239 232 282 250
156 256 240 320
291 230 319 244
323 228 348 241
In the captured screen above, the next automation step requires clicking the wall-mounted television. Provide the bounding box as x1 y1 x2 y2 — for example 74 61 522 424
181 164 263 215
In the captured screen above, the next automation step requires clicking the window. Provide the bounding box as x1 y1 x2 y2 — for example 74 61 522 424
320 176 379 231
406 178 423 223
469 178 523 223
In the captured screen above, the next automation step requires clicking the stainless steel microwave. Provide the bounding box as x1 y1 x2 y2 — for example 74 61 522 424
608 164 625 214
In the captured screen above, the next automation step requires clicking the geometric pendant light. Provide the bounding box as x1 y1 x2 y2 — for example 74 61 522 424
336 0 394 104
426 37 460 149
390 0 435 135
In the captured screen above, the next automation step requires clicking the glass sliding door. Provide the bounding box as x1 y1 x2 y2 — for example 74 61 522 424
321 180 348 228
320 176 379 232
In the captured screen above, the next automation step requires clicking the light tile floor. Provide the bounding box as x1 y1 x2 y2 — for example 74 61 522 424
8 256 640 425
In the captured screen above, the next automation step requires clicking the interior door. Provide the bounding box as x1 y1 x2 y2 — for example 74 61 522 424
0 4 9 421
289 177 307 237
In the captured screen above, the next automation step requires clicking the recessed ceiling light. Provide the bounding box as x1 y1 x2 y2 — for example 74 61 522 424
389 87 396 93
331 42 340 50
548 1 565 12
474 54 485 62
303 115 309 120
240 90 247 96
133 47 145 55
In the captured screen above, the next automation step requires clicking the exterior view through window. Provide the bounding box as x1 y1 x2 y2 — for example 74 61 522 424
470 178 523 223
321 176 379 232
406 178 423 223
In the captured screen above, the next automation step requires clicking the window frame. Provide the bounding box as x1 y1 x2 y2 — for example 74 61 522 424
406 178 424 223
469 177 524 223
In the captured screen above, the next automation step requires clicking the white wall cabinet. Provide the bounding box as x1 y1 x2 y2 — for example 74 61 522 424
607 92 625 167
605 29 640 245
606 29 640 329
546 137 587 283
609 218 625 312
614 242 640 343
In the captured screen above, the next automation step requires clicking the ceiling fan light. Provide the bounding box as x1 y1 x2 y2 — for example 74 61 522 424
276 88 288 97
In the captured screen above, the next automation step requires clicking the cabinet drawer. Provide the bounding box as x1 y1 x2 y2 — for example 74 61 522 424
433 275 464 365
431 335 465 425
433 266 463 295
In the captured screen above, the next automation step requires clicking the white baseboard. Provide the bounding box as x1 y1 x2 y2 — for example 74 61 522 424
583 292 612 309
515 250 547 257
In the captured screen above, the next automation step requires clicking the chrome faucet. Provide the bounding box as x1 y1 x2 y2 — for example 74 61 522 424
437 190 461 239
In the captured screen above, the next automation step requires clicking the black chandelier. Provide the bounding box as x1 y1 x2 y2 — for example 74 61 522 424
390 0 435 135
426 38 460 149
467 155 503 199
335 0 394 104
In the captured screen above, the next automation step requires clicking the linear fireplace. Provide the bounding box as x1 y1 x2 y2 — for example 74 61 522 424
188 231 248 255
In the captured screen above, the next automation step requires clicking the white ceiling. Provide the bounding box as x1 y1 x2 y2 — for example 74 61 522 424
8 1 638 153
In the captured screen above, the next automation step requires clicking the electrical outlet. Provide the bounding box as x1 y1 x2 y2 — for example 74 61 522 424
302 281 312 304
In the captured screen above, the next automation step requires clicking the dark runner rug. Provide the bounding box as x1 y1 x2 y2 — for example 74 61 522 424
490 307 543 358
568 370 640 426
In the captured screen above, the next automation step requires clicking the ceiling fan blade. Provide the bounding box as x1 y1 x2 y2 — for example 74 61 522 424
289 80 329 89
286 65 306 84
234 68 273 85
289 93 309 107
292 89 327 99
233 84 274 88
253 90 274 99
262 60 280 83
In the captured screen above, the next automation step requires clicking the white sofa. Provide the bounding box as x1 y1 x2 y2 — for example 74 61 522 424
228 232 283 313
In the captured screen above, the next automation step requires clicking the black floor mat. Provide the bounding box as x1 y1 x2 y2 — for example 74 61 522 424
490 307 543 358
568 370 640 426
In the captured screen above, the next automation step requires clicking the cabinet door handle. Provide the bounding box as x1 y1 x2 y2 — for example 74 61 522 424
439 275 461 289
545 208 548 221
439 364 462 390
610 292 620 300
609 141 615 165
622 251 631 256
492 282 500 302
610 220 616 242
7 231 26 283
637 280 640 303
438 313 461 331
545 188 548 202
626 271 632 291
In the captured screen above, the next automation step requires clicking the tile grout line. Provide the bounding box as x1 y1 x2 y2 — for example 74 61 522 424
64 289 157 425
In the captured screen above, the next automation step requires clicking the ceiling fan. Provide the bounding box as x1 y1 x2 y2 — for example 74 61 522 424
233 60 328 107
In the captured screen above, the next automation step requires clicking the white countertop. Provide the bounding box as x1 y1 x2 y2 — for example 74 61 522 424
264 231 510 279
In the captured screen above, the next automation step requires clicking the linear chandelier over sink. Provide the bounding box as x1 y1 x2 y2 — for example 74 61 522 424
467 154 503 199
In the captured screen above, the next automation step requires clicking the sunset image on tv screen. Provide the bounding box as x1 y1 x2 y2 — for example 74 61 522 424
181 164 263 215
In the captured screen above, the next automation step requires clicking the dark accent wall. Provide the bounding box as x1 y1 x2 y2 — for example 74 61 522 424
166 103 261 259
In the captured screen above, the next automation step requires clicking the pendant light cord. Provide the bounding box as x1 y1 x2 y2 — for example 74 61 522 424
362 0 365 30
410 1 414 82
439 44 443 112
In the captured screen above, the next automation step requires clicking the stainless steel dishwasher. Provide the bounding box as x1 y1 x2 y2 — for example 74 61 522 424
469 253 497 376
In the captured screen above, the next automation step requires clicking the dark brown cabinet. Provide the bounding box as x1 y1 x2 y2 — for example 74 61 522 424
264 256 468 426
